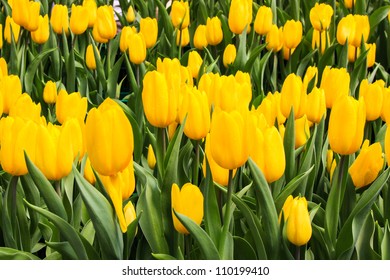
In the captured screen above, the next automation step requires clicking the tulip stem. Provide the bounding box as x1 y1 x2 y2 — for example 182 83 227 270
192 140 200 185
295 245 301 260
55 180 61 197
219 169 234 259
178 28 183 60
10 176 19 231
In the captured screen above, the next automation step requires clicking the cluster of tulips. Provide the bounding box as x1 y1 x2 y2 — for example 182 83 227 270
1 0 390 260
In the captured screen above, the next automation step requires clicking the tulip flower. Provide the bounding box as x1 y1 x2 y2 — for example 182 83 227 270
9 93 42 124
337 14 356 45
366 43 376 68
86 44 99 70
96 5 117 40
286 196 312 246
83 0 97 27
4 16 21 44
328 95 366 155
1 74 22 114
295 115 310 149
124 201 137 229
266 24 283 52
255 94 276 127
0 117 39 176
176 27 190 47
349 140 384 189
126 6 135 23
142 70 177 128
223 44 237 68
13 0 40 31
206 17 223 46
320 66 350 108
0 57 7 77
280 73 306 119
170 0 190 30
312 29 330 54
359 79 384 121
283 20 303 50
147 144 156 169
86 98 134 176
140 17 158 48
119 26 136 52
306 87 326 123
251 126 285 183
187 51 203 79
228 0 250 34
381 87 390 122
303 66 318 94
63 118 85 160
386 127 390 166
310 3 333 32
56 90 88 124
92 24 108 43
350 15 370 48
70 4 89 35
83 156 96 185
50 4 69 35
194 24 208 50
254 6 273 35
0 24 3 50
279 195 294 222
31 15 50 45
129 33 146 65
344 0 356 9
179 86 210 140
171 183 204 234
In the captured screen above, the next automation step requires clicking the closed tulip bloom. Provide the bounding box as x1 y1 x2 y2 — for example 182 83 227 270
170 0 190 30
176 27 190 47
86 98 133 176
50 4 69 35
326 150 334 174
0 24 3 49
306 87 326 123
147 144 156 169
142 71 177 128
283 20 302 50
92 23 108 43
280 73 306 119
171 183 204 234
86 44 100 70
126 6 135 23
337 14 356 45
328 95 366 155
349 140 384 188
303 66 318 94
359 79 384 121
210 108 250 170
286 197 312 246
366 43 376 68
56 90 88 124
179 86 210 140
348 44 359 63
129 33 146 64
12 0 29 29
140 17 158 48
96 5 117 40
0 117 38 175
119 26 136 52
279 195 294 222
386 127 390 165
63 117 85 160
124 201 137 229
83 156 96 185
310 3 333 31
206 17 223 46
25 1 41 32
9 93 42 123
312 29 330 54
83 0 97 27
228 0 250 34
344 0 356 9
254 6 273 35
31 15 50 44
351 15 369 48
266 24 283 52
320 66 350 108
4 16 21 44
187 51 203 79
256 94 276 127
381 87 390 122
251 126 285 183
1 74 22 114
70 4 89 35
0 57 7 77
194 25 208 50
223 44 237 67
295 115 310 148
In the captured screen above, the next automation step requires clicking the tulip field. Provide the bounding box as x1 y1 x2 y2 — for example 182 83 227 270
1 0 390 261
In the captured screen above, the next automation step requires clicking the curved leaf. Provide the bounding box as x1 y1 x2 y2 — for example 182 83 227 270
0 248 40 260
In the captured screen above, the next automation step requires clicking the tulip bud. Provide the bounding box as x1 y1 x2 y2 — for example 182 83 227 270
86 98 134 176
328 95 366 155
337 14 356 45
386 126 390 166
286 196 312 246
312 29 330 54
228 0 250 34
366 43 376 68
129 33 146 65
206 17 223 46
84 156 96 185
126 6 135 23
381 87 390 122
295 115 310 149
50 4 69 35
0 24 3 50
254 6 273 35
187 51 203 79
83 0 97 27
25 1 41 32
0 57 7 77
4 16 21 44
92 23 108 43
86 44 99 70
320 66 350 108
279 195 294 222
350 15 370 48
194 24 208 50
283 20 302 50
349 140 384 188
140 17 158 48
303 66 318 94
56 90 88 124
280 73 306 119
147 144 156 169
12 0 29 29
9 93 42 123
176 27 190 47
266 24 283 52
359 79 384 121
119 26 136 52
344 0 356 9
223 44 237 68
124 201 137 229
310 3 333 32
306 87 326 123
1 74 22 114
96 5 117 40
170 0 190 30
31 15 50 45
70 4 89 35
171 183 204 234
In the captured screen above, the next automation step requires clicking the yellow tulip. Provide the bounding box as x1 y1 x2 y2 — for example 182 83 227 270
83 156 96 185
187 51 203 79
179 86 210 140
336 14 356 45
386 127 390 166
349 140 384 189
92 23 108 43
326 150 334 174
309 3 333 32
9 93 42 123
50 4 69 35
350 15 370 48
366 43 376 68
96 5 117 40
280 73 306 119
303 66 318 94
56 90 88 124
255 93 276 127
63 117 85 160
306 87 326 123
254 6 273 36
11 0 29 29
70 4 89 35
147 144 156 169
119 26 136 52
0 117 38 176
31 15 50 45
176 27 190 47
279 195 294 222
124 201 137 229
0 57 7 77
1 74 22 114
4 16 21 44
320 66 350 108
312 29 330 54
85 98 134 176
223 44 237 68
283 20 303 50
228 0 250 35
170 0 190 30
359 79 384 121
0 24 3 49
286 196 312 246
126 6 135 23
193 24 208 50
171 183 204 234
251 126 285 183
348 44 359 63
266 24 283 52
86 44 99 70
140 17 158 49
344 0 356 9
295 115 310 149
206 17 223 46
142 70 177 128
129 33 146 65
381 87 390 122
83 0 97 27
328 95 366 155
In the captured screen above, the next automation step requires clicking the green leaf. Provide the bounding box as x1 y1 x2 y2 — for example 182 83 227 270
258 50 273 93
296 49 317 77
243 44 267 73
155 0 174 37
174 210 220 260
382 221 390 260
284 109 296 183
107 55 124 98
152 253 178 260
0 248 40 260
355 211 376 259
46 241 78 260
233 236 257 260
90 38 107 92
369 6 390 35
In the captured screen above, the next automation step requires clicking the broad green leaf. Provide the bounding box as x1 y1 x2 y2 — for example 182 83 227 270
284 109 295 183
46 241 78 260
0 248 40 260
107 55 124 99
152 254 177 260
369 6 390 34
66 49 76 92
382 221 390 260
356 211 376 259
233 236 257 260
243 44 267 73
